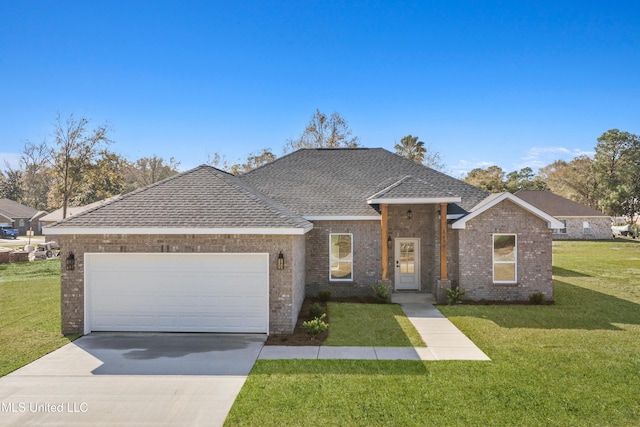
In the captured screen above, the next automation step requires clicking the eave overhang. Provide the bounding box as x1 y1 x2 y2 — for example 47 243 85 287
43 226 313 236
367 196 461 205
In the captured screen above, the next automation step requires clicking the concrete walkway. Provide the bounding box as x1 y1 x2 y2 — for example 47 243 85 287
259 294 490 361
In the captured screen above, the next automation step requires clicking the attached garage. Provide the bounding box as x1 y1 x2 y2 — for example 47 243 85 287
44 165 313 335
84 253 269 334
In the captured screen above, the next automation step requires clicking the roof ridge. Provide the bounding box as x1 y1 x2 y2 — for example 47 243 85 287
367 175 413 200
218 168 311 229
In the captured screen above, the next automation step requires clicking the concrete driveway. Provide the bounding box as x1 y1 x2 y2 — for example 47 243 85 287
0 333 265 426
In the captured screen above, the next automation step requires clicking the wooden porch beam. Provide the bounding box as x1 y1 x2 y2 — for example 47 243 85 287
440 202 448 281
381 203 389 280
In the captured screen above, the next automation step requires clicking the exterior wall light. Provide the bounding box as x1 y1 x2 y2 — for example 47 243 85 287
387 235 392 248
66 251 75 271
277 251 285 270
407 209 413 220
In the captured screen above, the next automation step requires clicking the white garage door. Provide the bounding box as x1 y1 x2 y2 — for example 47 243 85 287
84 253 269 334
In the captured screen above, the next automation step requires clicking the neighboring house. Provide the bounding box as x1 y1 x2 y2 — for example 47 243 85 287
0 198 47 235
40 196 121 226
44 148 562 336
515 190 612 240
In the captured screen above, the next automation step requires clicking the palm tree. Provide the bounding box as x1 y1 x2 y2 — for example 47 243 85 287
394 135 426 163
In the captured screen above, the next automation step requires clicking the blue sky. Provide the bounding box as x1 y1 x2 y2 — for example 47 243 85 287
1 1 638 177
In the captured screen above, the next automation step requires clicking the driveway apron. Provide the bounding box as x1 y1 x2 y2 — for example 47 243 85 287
0 333 265 426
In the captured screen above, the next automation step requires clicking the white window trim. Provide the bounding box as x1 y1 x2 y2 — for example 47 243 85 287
553 220 567 234
583 221 592 234
493 233 517 284
329 233 353 282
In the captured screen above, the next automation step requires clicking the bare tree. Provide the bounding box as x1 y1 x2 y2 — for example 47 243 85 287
47 114 112 219
20 141 51 210
285 109 360 152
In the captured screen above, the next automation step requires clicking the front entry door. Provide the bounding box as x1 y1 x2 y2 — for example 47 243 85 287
394 238 420 290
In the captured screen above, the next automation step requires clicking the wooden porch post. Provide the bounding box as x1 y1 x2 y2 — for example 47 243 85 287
440 202 448 281
381 203 389 280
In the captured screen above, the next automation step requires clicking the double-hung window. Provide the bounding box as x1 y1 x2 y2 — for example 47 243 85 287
493 234 517 284
583 221 592 235
329 233 353 281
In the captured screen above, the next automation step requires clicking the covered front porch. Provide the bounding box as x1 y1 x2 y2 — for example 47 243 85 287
367 176 461 301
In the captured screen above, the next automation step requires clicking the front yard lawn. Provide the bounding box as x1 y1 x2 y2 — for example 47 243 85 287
324 302 425 347
0 259 78 377
226 240 640 426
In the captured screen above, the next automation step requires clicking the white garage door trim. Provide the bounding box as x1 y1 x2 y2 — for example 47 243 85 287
84 253 269 334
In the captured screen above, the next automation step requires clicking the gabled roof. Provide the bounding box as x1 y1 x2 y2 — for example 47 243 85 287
44 165 313 235
514 190 609 218
367 176 461 204
451 192 565 229
0 198 38 219
0 212 13 223
242 148 488 217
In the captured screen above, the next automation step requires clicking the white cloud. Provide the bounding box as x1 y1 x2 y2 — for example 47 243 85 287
449 159 496 178
517 146 595 171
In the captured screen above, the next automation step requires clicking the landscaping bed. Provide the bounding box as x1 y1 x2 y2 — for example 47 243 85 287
265 296 378 346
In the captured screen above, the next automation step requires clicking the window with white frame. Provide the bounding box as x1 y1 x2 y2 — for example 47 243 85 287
583 221 592 234
329 233 353 281
553 220 567 234
493 234 517 283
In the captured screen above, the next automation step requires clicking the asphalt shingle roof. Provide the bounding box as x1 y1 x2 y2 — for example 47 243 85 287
242 148 489 216
47 165 312 230
0 198 38 219
367 176 460 201
515 190 609 218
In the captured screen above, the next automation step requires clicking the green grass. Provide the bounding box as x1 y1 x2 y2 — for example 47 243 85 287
226 240 640 426
324 302 425 347
0 259 79 377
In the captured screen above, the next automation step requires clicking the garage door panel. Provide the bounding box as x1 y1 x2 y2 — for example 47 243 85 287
85 253 269 333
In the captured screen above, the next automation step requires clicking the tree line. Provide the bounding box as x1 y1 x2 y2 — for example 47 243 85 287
0 110 443 218
0 114 182 218
462 129 640 218
5 111 633 219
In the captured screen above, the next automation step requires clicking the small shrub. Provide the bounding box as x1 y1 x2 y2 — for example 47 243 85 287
309 302 325 319
302 314 328 339
372 283 390 303
318 289 332 303
529 292 545 305
446 286 467 305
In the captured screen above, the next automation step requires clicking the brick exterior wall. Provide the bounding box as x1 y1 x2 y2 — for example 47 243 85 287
387 204 439 293
457 199 554 302
305 206 446 297
305 220 381 297
58 234 305 335
553 217 612 240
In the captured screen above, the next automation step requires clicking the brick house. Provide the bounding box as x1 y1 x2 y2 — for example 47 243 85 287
515 190 612 240
45 148 562 335
0 198 48 235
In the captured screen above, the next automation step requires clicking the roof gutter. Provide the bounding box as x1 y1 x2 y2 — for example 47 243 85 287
43 226 313 236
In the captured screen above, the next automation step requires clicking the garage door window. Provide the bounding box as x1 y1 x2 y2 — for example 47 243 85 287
330 233 353 281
